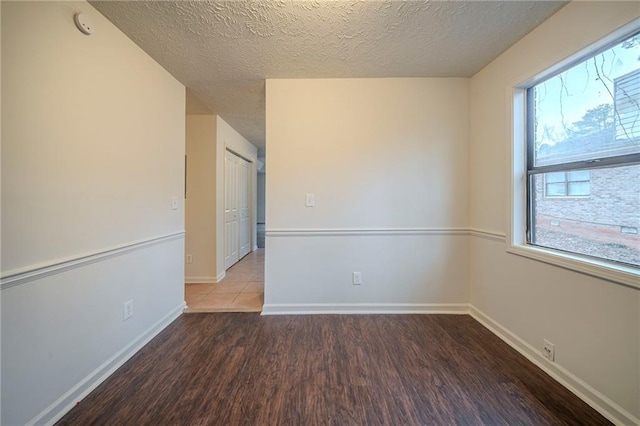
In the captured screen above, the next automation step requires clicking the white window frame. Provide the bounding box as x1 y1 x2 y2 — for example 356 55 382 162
508 19 640 290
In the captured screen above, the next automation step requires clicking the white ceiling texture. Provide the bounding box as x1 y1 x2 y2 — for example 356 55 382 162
91 1 567 154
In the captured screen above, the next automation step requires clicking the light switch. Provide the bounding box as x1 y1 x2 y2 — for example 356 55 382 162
171 196 178 210
305 193 315 207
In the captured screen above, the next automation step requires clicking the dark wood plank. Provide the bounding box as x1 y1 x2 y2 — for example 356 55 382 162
57 314 612 426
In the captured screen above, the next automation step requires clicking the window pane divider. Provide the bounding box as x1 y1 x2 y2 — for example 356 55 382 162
529 153 640 175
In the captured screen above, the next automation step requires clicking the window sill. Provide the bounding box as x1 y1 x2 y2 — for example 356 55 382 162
506 244 639 290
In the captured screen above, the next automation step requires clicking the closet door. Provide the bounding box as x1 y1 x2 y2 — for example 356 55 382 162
225 150 252 269
224 151 239 269
238 157 251 258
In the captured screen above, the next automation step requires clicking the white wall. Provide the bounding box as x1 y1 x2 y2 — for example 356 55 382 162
1 2 185 424
469 2 639 423
0 2 4 422
257 172 266 224
185 115 217 282
265 78 469 313
216 116 258 278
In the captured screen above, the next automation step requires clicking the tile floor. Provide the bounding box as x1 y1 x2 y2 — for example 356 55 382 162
184 249 264 313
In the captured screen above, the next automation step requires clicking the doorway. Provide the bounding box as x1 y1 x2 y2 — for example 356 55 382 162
224 149 252 269
183 148 262 313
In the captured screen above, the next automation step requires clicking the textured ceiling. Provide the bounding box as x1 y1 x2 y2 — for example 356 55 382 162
91 0 566 152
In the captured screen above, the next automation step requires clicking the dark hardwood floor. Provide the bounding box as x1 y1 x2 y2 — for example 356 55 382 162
58 314 610 425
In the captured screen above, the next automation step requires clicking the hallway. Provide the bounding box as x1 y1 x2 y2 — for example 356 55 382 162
184 249 264 313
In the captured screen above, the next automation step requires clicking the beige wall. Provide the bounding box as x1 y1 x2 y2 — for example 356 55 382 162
185 115 217 281
267 79 469 230
2 4 184 272
1 2 185 424
265 78 469 311
469 2 639 422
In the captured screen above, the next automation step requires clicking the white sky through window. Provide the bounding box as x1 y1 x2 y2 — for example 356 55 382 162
534 35 639 147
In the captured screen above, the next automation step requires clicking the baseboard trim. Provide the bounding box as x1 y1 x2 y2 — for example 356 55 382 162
185 276 217 284
261 303 469 315
185 270 227 284
469 305 638 426
2 232 185 290
266 228 469 237
28 302 185 426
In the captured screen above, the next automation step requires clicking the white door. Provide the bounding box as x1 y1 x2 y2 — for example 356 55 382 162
224 151 239 269
238 158 251 258
225 150 252 269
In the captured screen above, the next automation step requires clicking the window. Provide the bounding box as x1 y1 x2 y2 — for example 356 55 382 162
544 170 590 197
526 30 640 268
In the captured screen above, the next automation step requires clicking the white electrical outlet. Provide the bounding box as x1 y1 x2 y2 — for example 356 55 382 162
352 272 362 285
123 300 134 321
186 254 193 264
305 193 315 207
543 339 555 361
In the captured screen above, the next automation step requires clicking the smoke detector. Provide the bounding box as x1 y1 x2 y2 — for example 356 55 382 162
74 13 94 35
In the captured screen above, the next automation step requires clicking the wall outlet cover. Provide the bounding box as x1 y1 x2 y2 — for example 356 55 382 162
305 193 315 207
123 300 134 321
543 339 555 361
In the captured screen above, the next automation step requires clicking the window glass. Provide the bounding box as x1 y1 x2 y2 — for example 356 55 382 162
532 36 640 168
531 165 639 266
546 172 565 183
567 181 589 196
527 31 639 268
567 170 589 181
545 182 566 196
543 171 591 197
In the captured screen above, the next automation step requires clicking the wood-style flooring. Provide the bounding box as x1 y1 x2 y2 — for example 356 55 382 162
57 314 610 425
